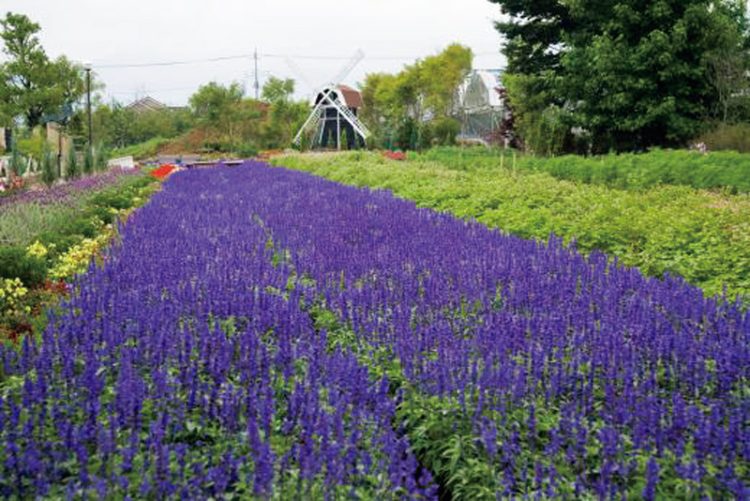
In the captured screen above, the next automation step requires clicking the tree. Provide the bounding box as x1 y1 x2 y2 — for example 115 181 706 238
0 13 85 128
488 0 750 152
489 0 572 75
189 82 247 144
262 77 295 104
360 44 473 149
561 1 746 150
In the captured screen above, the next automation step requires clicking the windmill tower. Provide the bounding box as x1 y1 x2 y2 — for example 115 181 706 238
293 50 370 150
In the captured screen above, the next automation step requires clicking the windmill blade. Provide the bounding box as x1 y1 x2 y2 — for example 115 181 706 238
284 57 315 96
329 49 364 84
327 93 370 140
293 85 343 145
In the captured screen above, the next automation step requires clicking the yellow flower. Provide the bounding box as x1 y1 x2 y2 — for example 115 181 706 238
26 241 49 259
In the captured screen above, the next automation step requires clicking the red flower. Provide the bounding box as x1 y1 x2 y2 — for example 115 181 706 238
382 150 406 161
151 164 176 180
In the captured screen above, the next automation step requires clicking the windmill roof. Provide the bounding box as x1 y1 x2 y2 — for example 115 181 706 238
337 85 363 109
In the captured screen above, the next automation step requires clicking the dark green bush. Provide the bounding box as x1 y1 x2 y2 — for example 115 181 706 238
36 232 83 259
65 147 79 180
431 117 461 146
40 149 57 187
234 143 259 158
0 247 48 287
83 148 94 175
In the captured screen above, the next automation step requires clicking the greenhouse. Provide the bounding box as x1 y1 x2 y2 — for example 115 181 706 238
455 69 511 146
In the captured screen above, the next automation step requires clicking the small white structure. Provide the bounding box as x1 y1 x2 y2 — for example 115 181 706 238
455 69 511 146
107 156 136 170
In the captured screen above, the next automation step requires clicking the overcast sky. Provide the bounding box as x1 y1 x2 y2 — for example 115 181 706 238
1 0 506 105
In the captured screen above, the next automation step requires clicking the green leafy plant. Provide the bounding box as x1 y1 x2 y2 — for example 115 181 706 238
65 147 79 180
0 247 47 287
83 147 94 175
40 146 56 187
8 144 24 176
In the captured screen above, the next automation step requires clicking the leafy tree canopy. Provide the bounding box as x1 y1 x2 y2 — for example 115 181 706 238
488 0 750 152
360 44 473 149
0 12 86 128
262 77 295 104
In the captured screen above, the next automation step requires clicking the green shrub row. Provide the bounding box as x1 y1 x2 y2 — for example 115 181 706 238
273 152 750 300
0 175 157 288
110 137 171 160
414 147 750 193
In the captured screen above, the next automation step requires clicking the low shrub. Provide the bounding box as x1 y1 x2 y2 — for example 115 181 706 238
0 247 48 287
234 143 259 158
699 123 750 153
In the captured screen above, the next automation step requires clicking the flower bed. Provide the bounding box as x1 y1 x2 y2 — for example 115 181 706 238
0 163 746 499
0 168 139 209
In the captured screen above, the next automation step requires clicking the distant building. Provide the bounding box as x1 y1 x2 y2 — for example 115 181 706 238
126 96 187 114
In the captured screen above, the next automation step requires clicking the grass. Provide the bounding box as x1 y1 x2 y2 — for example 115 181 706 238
273 150 750 300
110 137 172 159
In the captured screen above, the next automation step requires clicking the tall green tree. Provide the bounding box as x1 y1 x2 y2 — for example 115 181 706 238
562 1 748 150
260 78 308 148
360 44 473 149
0 12 85 128
488 0 750 152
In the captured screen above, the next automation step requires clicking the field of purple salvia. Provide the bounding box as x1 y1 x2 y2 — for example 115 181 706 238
0 162 747 499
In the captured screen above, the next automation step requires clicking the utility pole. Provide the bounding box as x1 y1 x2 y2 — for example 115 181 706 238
83 62 93 154
253 48 260 100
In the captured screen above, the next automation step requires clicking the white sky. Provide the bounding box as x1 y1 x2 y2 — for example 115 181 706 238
1 0 506 105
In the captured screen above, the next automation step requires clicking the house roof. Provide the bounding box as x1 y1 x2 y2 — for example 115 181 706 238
126 96 168 113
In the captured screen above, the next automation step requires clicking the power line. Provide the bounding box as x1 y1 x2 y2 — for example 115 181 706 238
94 50 501 69
95 53 253 69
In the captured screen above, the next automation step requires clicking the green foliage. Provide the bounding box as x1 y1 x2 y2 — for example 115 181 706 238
234 143 259 158
83 103 193 150
0 247 47 287
360 44 473 150
489 0 750 152
110 137 170 159
699 123 750 153
262 76 295 104
190 81 244 125
64 147 79 180
261 98 309 149
503 74 570 155
40 147 56 187
16 133 45 163
8 144 24 176
419 147 750 193
94 143 107 171
0 12 85 128
0 173 154 251
82 147 94 175
428 117 461 147
274 150 750 299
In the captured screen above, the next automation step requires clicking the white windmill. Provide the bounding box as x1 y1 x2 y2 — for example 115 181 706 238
292 50 370 150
